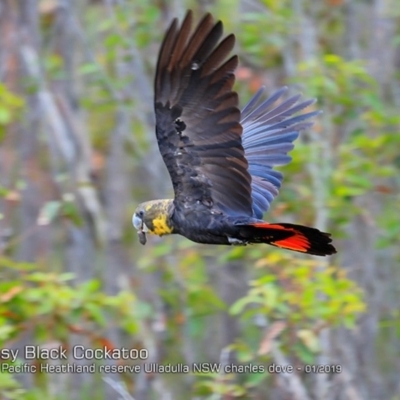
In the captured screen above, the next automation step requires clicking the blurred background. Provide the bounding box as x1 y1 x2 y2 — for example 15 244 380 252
0 0 399 399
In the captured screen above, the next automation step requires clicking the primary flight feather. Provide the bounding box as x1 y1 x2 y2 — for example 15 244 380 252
132 10 336 256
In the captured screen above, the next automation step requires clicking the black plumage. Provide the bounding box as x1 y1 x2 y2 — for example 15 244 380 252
132 11 336 256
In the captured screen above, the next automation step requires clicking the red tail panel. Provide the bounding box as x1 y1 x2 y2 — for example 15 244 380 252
245 222 336 256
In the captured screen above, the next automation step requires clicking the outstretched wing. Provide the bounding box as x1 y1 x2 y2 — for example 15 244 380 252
241 87 320 219
154 11 253 216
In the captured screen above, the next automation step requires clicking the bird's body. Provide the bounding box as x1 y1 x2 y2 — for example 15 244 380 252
133 11 337 256
136 198 247 245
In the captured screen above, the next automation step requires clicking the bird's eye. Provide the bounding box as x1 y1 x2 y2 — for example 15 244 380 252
138 210 144 218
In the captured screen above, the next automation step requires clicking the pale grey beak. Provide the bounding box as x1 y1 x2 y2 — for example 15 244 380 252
138 231 147 245
133 213 147 245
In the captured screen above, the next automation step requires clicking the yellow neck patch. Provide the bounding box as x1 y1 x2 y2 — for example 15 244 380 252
142 199 174 236
148 213 173 235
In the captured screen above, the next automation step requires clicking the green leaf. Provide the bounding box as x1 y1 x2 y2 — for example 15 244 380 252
85 303 107 326
36 201 61 225
78 63 101 75
0 108 11 124
230 296 258 315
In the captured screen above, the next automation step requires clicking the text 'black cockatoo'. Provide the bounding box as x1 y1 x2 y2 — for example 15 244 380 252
132 11 336 256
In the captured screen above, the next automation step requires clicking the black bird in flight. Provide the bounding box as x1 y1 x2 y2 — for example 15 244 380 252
132 11 336 256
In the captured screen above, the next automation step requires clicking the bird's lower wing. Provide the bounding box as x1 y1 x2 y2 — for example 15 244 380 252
241 87 321 218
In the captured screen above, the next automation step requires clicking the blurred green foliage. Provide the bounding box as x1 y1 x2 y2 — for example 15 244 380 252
0 256 146 399
1 0 399 399
0 83 24 142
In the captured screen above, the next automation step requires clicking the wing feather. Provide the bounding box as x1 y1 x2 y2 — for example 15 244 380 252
241 88 320 218
154 11 321 219
154 11 253 215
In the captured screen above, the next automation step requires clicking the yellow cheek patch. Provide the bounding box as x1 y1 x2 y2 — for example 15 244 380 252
149 214 173 236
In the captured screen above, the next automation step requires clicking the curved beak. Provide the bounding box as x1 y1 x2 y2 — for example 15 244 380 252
133 213 147 245
138 231 147 245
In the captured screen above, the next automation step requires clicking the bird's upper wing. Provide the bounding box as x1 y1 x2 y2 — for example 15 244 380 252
241 87 320 219
154 11 253 216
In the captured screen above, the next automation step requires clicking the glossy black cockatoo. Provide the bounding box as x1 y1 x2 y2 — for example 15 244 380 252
132 11 336 256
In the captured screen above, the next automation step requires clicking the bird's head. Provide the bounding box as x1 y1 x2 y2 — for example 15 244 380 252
132 199 174 245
